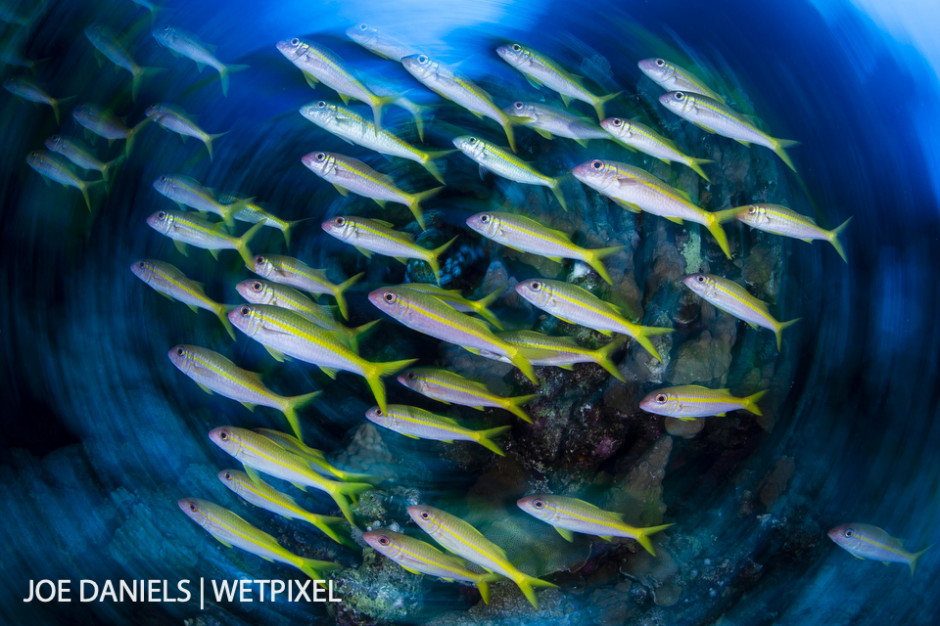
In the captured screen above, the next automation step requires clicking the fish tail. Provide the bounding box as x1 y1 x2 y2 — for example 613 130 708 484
476 575 496 604
506 345 538 383
370 94 396 130
281 218 302 247
427 235 458 285
420 149 452 184
499 110 518 152
221 196 252 231
302 512 353 546
100 154 126 191
335 480 374 502
204 131 229 162
212 301 236 340
591 335 628 382
743 389 767 416
773 318 800 350
703 212 733 259
50 97 61 125
470 287 505 329
347 319 381 353
411 105 427 142
131 66 162 102
407 186 443 230
631 523 674 556
629 324 674 361
910 545 932 576
591 90 622 122
503 394 538 423
331 272 363 320
234 221 265 268
125 118 149 158
294 556 341 581
828 216 852 263
78 180 93 212
474 425 511 455
771 137 800 173
218 63 249 97
511 572 557 609
582 245 624 285
686 158 713 182
362 358 418 411
548 177 568 211
282 390 322 441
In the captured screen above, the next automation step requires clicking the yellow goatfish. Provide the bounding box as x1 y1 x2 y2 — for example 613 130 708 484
517 494 672 555
397 367 537 423
365 405 511 455
828 523 930 576
735 203 851 263
178 498 340 579
639 385 766 419
408 504 557 608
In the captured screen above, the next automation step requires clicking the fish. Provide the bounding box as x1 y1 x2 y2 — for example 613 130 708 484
600 116 712 181
145 103 226 161
228 304 415 412
400 53 519 151
72 104 148 157
217 194 300 247
152 26 247 96
479 331 627 383
145 210 263 267
659 91 798 172
453 135 567 210
637 58 724 102
514 279 673 361
368 286 537 383
218 469 351 546
255 428 376 484
3 77 67 123
277 38 392 128
682 273 799 350
84 23 158 101
735 204 851 263
364 77 430 141
407 504 557 608
466 211 622 285
235 279 378 352
638 385 767 420
504 101 610 146
130 259 234 339
395 283 504 329
45 135 124 186
363 529 500 603
496 42 620 120
301 151 441 230
208 426 373 524
152 174 245 228
179 498 340 579
365 404 511 455
346 23 419 61
248 254 363 320
321 216 456 285
299 100 449 184
168 344 320 439
26 151 103 212
828 523 930 576
397 367 537 423
517 494 673 555
571 159 738 258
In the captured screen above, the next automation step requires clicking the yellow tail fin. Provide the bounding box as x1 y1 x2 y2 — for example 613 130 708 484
475 425 511 455
828 216 852 263
743 389 767 416
426 236 458 285
582 245 625 285
331 272 363 320
362 358 419 411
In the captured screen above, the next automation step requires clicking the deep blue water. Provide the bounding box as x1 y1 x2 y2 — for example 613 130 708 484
1 0 939 624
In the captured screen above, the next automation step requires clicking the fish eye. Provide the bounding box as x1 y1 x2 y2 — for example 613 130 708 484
468 137 477 144
224 472 231 480
533 499 545 509
160 175 167 182
844 528 854 538
417 55 428 64
157 211 166 219
514 101 524 109
612 118 623 127
530 281 541 291
240 306 251 315
374 409 383 416
219 431 228 440
335 217 346 226
138 261 146 269
511 43 521 52
655 58 665 67
255 255 265 264
316 152 326 161
378 535 390 545
695 275 705 283
290 38 300 46
50 135 59 141
480 214 489 223
176 347 185 356
383 292 397 303
591 160 603 170
359 24 368 31
317 101 326 108
420 511 430 520
674 92 685 100
747 206 757 214
407 372 415 379
252 282 263 291
656 394 667 403
189 503 197 512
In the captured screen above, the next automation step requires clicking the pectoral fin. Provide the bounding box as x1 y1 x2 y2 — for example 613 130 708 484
554 526 575 542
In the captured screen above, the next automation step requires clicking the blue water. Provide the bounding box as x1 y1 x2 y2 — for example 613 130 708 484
1 0 939 624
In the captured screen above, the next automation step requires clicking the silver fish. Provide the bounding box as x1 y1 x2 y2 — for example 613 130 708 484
26 150 102 211
145 103 226 161
152 26 247 96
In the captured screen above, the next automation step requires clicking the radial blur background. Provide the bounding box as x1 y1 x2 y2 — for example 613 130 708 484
1 0 939 624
